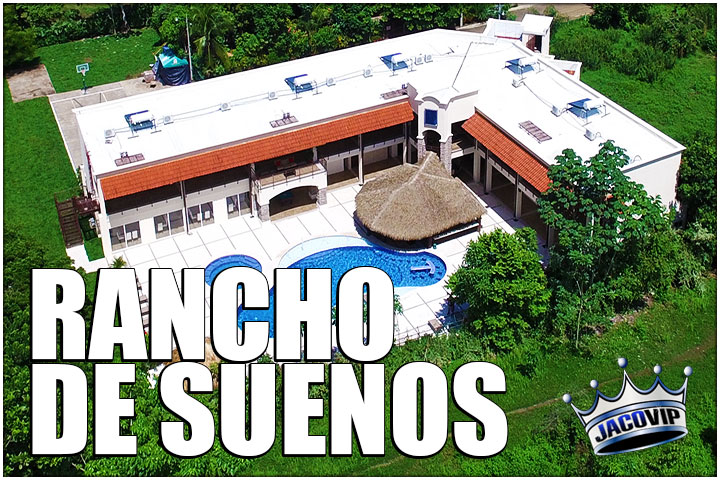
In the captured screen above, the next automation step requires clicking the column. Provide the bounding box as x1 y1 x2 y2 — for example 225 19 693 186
513 172 522 221
358 133 364 185
402 122 408 164
259 203 270 222
312 146 318 163
439 134 452 173
180 180 190 233
316 188 327 206
249 163 257 217
484 149 493 194
472 140 482 183
416 135 426 160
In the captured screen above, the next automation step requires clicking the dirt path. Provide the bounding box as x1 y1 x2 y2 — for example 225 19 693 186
459 3 594 34
5 64 56 102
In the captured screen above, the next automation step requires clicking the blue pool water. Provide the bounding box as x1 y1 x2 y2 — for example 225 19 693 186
205 254 262 285
207 245 446 338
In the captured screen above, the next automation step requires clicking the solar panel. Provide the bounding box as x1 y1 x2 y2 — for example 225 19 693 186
284 74 313 93
519 121 552 143
506 58 534 75
380 53 408 71
568 98 602 119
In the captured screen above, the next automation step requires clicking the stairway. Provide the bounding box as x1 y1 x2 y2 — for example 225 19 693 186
56 199 83 248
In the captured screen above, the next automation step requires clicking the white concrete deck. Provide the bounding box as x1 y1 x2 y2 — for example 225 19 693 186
110 181 546 348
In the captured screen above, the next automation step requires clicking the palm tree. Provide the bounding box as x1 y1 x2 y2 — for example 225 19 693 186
190 4 232 71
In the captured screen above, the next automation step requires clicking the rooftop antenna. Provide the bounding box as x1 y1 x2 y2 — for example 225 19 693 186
451 42 473 90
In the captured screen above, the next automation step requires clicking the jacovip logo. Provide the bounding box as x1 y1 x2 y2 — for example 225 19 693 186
562 358 692 455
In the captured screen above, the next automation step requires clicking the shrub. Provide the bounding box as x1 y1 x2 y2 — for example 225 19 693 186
447 228 550 352
677 132 717 231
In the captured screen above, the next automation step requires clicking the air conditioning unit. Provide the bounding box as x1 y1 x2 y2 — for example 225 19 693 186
512 77 523 88
326 77 336 86
268 91 277 100
585 125 599 141
104 129 115 139
585 98 604 111
551 105 563 117
220 102 231 112
363 66 373 78
415 55 424 65
424 54 433 63
163 115 173 125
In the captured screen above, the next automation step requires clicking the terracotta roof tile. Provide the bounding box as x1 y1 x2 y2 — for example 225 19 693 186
462 113 550 192
101 102 414 200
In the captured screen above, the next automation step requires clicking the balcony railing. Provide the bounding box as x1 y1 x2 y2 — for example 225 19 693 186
252 158 327 191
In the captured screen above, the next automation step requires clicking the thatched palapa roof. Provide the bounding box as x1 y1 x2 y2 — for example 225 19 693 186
355 152 486 241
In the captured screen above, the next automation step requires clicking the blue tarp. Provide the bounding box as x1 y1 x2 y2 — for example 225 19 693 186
152 46 191 86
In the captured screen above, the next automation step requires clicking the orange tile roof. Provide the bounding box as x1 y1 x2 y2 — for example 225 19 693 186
462 113 550 192
100 102 414 200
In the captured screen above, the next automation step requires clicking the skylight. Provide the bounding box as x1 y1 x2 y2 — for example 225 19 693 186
519 120 552 143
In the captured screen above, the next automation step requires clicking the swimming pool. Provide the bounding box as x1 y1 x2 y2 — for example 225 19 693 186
207 243 446 338
205 254 262 285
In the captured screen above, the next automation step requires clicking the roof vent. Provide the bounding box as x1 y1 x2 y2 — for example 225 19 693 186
326 77 336 86
104 129 115 139
220 102 231 112
584 125 600 141
424 54 433 63
162 115 173 125
363 66 373 78
268 91 277 100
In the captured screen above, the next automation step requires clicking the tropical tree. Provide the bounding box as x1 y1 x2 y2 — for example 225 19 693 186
676 132 717 230
447 228 550 352
538 141 666 347
3 5 37 68
190 3 233 75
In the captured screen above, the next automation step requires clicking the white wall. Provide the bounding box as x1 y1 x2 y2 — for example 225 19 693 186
256 170 328 205
624 153 682 208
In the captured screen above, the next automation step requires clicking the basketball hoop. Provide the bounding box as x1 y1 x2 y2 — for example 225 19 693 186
76 63 90 93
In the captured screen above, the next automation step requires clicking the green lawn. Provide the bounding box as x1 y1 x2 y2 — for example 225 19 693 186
581 53 717 143
38 28 160 93
3 81 78 266
244 278 716 476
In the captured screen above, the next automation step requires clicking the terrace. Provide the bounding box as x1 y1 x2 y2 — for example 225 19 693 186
108 178 548 353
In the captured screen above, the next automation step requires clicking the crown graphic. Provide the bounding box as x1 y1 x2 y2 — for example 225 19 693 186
562 357 693 455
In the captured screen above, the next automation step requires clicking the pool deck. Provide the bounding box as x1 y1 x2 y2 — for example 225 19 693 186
112 180 547 351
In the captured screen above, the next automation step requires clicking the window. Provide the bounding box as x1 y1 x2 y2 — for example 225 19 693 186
154 214 170 238
187 205 202 230
201 202 214 225
125 222 141 247
227 195 240 218
188 203 214 230
110 222 141 250
169 210 184 234
110 226 125 251
424 109 438 128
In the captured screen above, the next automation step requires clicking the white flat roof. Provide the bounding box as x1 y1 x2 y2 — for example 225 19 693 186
75 29 683 178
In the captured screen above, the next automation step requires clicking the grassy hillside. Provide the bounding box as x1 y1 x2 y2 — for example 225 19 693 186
581 54 717 143
3 81 77 266
244 278 716 476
